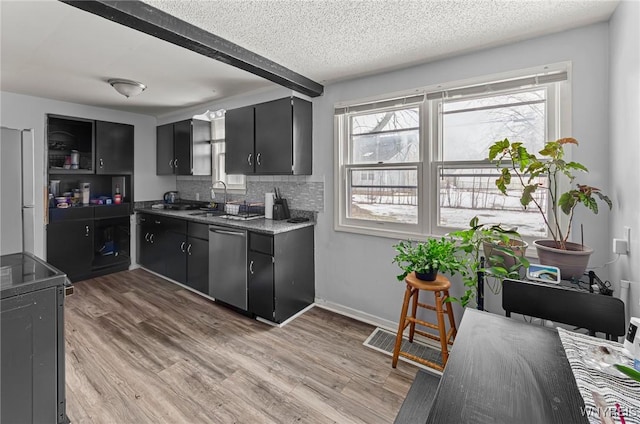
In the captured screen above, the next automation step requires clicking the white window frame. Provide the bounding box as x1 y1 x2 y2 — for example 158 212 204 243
210 113 246 192
334 63 572 242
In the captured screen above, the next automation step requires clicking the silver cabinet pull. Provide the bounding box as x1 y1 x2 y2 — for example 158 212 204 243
249 260 254 274
180 241 186 252
169 159 174 168
149 234 154 244
85 225 90 237
187 244 192 255
99 158 104 168
140 217 146 222
174 158 178 168
144 232 150 242
256 152 261 166
154 220 161 224
247 153 253 167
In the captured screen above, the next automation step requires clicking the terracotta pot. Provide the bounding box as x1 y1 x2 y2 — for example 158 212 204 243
415 268 438 281
482 239 528 269
533 239 593 281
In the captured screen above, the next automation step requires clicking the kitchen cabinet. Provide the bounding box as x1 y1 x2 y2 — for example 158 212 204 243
156 119 211 176
47 218 93 281
225 96 312 175
247 226 314 323
95 120 134 174
48 205 131 282
137 215 208 294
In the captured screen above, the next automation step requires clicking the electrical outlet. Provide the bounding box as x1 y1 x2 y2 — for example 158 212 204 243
613 238 629 254
195 192 200 201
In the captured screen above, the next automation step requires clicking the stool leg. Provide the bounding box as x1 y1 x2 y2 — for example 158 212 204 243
392 285 412 368
435 290 449 366
408 288 419 342
444 289 457 341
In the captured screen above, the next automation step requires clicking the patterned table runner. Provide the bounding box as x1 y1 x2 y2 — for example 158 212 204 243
558 327 640 423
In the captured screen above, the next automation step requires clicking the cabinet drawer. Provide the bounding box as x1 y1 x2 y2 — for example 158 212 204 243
188 222 209 240
94 204 130 219
153 216 187 233
49 207 93 222
249 232 273 255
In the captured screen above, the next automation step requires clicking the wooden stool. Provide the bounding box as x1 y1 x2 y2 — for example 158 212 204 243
392 272 457 371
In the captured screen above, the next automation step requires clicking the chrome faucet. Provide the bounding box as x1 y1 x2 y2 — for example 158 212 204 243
211 180 227 208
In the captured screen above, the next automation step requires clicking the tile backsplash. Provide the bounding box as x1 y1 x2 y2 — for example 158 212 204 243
176 175 324 212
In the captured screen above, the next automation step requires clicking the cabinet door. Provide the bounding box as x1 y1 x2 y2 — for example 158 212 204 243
173 120 192 175
95 121 134 174
156 123 175 175
47 220 93 281
1 287 58 424
248 251 274 320
225 106 255 174
186 236 208 294
161 231 187 284
255 98 293 174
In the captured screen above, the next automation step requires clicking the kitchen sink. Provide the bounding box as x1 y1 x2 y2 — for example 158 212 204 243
188 210 226 217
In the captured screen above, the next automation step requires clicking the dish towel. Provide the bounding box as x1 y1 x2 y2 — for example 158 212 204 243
558 327 640 424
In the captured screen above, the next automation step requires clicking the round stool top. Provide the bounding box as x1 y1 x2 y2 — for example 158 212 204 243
405 272 451 291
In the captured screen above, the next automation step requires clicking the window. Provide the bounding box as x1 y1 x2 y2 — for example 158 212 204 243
335 66 569 240
210 112 246 191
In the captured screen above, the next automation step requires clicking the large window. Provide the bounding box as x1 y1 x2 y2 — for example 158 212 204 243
335 66 569 240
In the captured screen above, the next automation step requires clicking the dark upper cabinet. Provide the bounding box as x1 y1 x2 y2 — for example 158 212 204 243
225 96 312 175
95 121 134 174
156 120 211 176
225 106 255 175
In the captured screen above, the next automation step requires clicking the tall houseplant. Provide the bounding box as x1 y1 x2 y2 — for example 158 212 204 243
488 137 612 279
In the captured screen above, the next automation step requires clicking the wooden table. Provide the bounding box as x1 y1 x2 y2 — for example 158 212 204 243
426 309 589 424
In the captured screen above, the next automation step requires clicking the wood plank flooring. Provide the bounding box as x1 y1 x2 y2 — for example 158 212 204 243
64 269 418 423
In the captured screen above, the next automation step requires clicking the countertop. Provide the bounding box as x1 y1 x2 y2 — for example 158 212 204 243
135 207 315 235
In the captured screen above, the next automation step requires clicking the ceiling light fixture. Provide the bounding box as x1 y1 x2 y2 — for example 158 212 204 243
108 79 146 98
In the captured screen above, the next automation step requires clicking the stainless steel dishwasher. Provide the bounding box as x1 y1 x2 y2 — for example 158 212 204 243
208 225 247 310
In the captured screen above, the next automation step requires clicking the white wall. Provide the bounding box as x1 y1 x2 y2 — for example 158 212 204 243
609 0 640 319
0 91 173 259
312 23 612 327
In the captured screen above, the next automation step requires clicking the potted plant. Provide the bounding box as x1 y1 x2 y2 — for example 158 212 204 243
449 217 530 308
488 137 612 280
392 237 463 282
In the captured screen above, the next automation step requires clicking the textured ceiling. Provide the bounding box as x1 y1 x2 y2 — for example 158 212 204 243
145 0 619 83
1 0 619 116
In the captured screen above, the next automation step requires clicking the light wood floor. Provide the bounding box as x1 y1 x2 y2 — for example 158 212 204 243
65 269 418 423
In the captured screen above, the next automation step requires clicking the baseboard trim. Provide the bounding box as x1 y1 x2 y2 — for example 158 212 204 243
314 298 399 334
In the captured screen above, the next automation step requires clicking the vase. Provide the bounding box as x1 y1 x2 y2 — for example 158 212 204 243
415 268 438 281
533 240 593 281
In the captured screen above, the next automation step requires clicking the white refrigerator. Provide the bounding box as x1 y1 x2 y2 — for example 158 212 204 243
1 127 36 255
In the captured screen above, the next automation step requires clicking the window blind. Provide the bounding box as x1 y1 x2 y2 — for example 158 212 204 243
334 94 425 115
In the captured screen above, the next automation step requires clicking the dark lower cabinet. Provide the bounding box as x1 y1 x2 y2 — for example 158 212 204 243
248 226 314 323
47 219 93 281
186 236 209 294
137 214 208 294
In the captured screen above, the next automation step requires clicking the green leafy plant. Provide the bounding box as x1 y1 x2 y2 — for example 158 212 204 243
392 237 463 281
488 137 612 250
448 216 530 307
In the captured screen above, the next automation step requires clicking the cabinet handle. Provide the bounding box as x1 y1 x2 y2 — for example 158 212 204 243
99 158 104 168
169 159 174 168
149 234 154 244
144 232 150 242
256 152 261 166
187 244 192 256
85 225 90 237
154 220 161 224
140 217 146 222
247 153 253 167
180 241 186 252
249 260 254 274
174 158 178 168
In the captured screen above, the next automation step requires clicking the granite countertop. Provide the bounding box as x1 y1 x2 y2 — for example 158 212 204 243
135 207 315 235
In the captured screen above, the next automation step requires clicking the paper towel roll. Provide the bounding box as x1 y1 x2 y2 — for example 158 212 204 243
265 192 275 219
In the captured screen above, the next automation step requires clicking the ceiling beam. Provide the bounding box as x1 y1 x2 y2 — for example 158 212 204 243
59 0 324 98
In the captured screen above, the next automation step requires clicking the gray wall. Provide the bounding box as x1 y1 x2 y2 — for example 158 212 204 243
313 22 613 328
0 91 172 259
609 0 640 320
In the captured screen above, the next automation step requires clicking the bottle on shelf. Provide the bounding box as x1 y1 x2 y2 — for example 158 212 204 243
114 184 122 204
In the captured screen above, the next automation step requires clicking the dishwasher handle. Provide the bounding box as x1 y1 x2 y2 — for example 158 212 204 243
209 227 246 237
